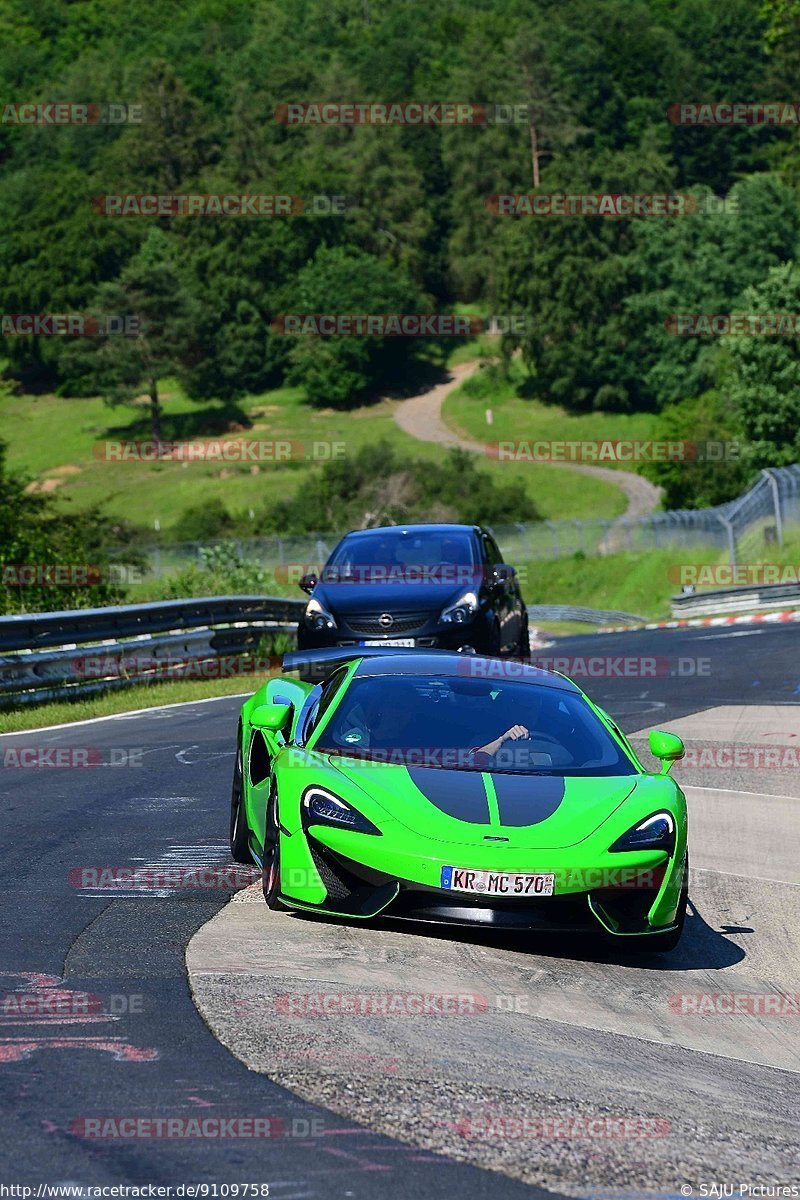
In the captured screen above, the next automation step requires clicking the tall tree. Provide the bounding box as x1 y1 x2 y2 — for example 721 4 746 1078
728 263 800 467
61 229 205 442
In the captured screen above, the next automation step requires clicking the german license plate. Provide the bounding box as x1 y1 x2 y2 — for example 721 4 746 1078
360 638 415 647
440 867 555 896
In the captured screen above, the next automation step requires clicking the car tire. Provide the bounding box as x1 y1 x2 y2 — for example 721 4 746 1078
262 784 289 911
229 736 253 864
517 612 530 659
624 854 689 954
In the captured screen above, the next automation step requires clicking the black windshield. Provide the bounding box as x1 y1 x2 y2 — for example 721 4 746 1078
312 674 636 775
323 530 477 583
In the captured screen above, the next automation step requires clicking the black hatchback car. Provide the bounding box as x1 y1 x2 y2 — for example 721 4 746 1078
296 524 528 656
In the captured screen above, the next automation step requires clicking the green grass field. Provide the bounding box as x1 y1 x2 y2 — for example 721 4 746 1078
523 530 800 622
1 365 629 532
0 674 260 734
442 363 662 472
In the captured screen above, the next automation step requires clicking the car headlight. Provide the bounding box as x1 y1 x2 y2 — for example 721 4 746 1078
609 811 675 854
304 597 337 630
301 786 381 835
440 590 479 624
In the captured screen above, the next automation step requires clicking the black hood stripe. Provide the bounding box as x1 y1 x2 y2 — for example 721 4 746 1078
407 768 490 824
491 774 565 827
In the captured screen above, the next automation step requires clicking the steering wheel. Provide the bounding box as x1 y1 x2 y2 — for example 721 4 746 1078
512 731 561 747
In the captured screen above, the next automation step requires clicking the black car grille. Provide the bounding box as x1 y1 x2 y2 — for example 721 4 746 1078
345 611 431 635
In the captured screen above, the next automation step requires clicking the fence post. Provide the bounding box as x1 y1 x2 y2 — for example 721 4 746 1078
719 514 736 566
763 468 784 546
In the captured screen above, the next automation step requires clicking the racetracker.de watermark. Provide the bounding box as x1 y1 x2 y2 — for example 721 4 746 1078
271 314 526 336
275 102 536 125
274 991 487 1016
2 563 102 587
68 1115 320 1139
666 313 800 337
276 562 531 586
69 654 280 680
3 748 143 769
0 991 144 1019
260 858 667 892
1 102 143 125
93 439 345 462
676 744 800 771
463 654 711 678
668 563 800 587
488 439 739 463
487 193 696 216
92 193 351 217
1 563 143 586
669 992 800 1015
2 314 140 336
451 1113 670 1140
667 102 800 125
68 866 260 891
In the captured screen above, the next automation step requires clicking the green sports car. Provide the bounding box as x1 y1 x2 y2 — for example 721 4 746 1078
229 648 689 952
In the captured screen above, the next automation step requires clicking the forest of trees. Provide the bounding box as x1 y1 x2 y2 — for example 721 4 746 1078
3 0 800 507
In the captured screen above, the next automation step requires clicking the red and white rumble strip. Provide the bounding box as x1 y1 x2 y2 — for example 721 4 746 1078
599 609 800 633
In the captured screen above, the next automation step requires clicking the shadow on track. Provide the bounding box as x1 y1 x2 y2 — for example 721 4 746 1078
282 890 746 971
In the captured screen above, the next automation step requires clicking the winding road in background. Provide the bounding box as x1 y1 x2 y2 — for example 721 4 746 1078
393 361 662 519
1 621 798 1196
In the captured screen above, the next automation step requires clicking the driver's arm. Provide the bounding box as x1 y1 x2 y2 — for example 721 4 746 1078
474 724 529 757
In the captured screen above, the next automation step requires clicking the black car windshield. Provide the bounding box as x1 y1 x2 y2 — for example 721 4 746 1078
312 674 637 775
322 530 476 583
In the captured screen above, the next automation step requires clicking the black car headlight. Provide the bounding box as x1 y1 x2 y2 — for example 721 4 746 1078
609 811 675 854
301 786 381 835
440 590 479 625
304 597 337 630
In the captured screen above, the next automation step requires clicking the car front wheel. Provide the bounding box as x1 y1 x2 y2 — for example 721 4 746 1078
229 738 253 864
262 784 289 911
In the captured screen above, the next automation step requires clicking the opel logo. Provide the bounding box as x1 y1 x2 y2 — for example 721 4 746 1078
379 612 394 629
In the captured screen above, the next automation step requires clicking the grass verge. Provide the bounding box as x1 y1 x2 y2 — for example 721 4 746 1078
0 674 270 734
1 366 626 529
443 362 662 474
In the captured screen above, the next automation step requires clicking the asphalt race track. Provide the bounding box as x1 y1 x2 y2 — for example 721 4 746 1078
2 621 799 1198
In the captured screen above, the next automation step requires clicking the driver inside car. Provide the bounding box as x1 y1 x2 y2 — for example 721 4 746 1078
474 723 530 757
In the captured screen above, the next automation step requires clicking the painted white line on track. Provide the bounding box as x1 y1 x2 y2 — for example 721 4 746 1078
686 784 800 801
0 691 250 738
692 629 764 640
692 864 800 888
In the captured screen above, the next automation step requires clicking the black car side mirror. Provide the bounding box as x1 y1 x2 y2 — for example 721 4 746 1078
491 564 513 583
298 572 318 593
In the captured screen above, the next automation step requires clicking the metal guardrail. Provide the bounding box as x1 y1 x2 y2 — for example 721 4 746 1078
0 596 306 708
671 582 800 618
527 604 646 625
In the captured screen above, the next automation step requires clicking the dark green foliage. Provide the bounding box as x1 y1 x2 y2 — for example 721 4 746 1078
0 440 126 613
171 498 237 541
265 441 539 533
0 0 798 508
727 264 800 468
284 247 424 407
639 392 752 510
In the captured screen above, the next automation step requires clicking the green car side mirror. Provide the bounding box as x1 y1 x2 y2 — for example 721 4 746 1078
648 729 685 775
250 702 292 733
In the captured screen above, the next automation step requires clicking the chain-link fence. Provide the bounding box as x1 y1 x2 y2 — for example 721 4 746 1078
495 466 800 564
130 534 336 580
124 465 800 578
